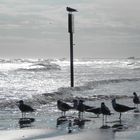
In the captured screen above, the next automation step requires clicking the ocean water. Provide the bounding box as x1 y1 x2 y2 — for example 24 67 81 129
0 58 140 130
0 58 140 102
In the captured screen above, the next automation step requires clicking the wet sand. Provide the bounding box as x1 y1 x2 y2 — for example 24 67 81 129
0 128 140 140
0 98 140 140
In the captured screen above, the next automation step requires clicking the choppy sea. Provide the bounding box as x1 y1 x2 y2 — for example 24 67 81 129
0 58 140 131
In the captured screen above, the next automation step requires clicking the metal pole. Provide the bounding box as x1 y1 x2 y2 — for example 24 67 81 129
68 13 74 87
67 7 77 87
70 31 74 87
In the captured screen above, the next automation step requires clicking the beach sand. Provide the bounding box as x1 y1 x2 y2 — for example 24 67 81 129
0 128 140 140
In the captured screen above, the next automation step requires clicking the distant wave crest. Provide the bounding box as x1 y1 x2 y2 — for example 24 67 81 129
86 78 140 88
16 62 61 72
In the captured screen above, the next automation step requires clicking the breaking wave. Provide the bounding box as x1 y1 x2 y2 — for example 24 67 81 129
0 59 61 71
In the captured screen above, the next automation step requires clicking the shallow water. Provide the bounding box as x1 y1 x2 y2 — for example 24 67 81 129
0 98 140 133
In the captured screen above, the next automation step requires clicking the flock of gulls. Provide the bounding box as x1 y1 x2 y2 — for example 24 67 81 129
16 92 140 131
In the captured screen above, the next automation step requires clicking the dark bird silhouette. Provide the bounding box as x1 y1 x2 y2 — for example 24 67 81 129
83 104 94 111
73 99 79 109
133 92 140 109
57 100 73 116
17 100 35 118
77 100 85 119
101 102 111 126
73 99 85 119
73 99 100 118
112 98 135 122
66 7 78 12
86 107 101 117
73 99 93 110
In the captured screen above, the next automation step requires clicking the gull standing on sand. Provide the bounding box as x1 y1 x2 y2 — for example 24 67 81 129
57 100 73 116
101 102 111 126
74 100 85 119
17 100 35 118
73 99 97 118
112 98 135 122
133 92 140 109
86 107 101 117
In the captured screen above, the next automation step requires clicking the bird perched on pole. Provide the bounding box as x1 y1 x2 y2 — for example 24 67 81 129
66 7 78 12
17 100 35 118
112 98 135 122
133 92 140 109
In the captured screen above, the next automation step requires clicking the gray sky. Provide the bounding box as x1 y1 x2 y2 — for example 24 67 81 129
0 0 140 58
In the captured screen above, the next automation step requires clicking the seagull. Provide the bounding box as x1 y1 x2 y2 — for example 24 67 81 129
73 99 99 118
101 102 111 126
66 7 78 12
86 107 101 117
73 99 94 110
17 100 35 118
83 104 94 111
57 100 73 116
112 98 135 122
73 99 85 119
77 100 85 119
133 92 140 109
73 99 79 109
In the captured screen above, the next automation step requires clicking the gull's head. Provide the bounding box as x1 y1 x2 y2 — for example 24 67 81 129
101 102 105 107
133 92 137 96
112 98 116 105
